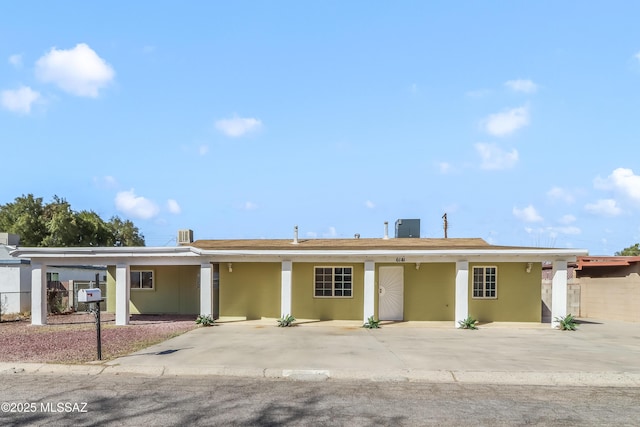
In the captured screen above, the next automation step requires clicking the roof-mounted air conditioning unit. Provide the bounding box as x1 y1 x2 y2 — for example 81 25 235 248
177 229 194 245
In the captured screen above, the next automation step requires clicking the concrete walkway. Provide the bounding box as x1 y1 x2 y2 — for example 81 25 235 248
2 319 639 386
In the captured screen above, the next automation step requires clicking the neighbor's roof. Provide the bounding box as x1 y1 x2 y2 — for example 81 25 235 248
191 238 534 251
0 245 30 265
577 256 640 270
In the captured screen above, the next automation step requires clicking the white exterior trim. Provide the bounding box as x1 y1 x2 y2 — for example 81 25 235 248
30 263 47 325
199 263 213 317
551 260 568 328
281 261 292 317
455 261 469 328
363 261 375 322
115 264 130 326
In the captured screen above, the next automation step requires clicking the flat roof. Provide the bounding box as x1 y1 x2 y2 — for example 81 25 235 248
190 237 536 251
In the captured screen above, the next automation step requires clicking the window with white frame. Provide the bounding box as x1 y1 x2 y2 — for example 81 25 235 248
314 266 353 297
473 266 497 298
130 270 154 290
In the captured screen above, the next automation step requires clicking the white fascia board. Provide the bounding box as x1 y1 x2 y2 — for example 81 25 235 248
197 248 588 263
10 246 199 258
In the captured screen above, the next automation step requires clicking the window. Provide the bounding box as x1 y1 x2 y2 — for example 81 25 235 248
473 266 497 298
46 272 60 282
314 266 353 298
130 270 154 290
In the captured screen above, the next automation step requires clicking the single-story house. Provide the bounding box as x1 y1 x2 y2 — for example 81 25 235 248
574 256 640 322
9 226 588 328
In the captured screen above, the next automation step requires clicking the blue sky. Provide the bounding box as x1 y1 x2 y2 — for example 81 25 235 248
1 2 640 254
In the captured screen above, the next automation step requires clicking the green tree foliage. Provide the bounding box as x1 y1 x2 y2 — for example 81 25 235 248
0 194 145 247
615 243 640 256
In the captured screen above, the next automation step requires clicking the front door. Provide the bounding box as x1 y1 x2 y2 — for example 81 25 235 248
378 266 404 321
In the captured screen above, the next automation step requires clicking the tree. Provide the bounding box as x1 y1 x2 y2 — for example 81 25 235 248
615 243 640 256
0 194 145 247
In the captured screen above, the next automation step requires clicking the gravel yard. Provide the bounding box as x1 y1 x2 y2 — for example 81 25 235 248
0 313 197 364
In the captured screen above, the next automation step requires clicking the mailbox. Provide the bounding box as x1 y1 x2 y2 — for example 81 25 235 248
78 288 102 303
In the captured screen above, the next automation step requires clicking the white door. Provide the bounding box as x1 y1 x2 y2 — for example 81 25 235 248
378 266 404 321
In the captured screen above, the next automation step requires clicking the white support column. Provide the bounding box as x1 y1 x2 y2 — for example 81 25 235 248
455 261 469 328
115 264 130 326
551 260 568 328
281 261 292 317
200 263 213 316
30 263 47 325
363 261 375 322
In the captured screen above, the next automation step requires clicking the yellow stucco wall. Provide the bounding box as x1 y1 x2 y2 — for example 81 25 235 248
397 263 455 321
292 263 364 320
468 262 541 322
105 265 199 315
219 262 280 319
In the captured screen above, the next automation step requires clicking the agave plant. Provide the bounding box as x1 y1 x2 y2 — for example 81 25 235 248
277 314 296 327
362 316 380 329
458 316 478 330
555 313 578 331
195 314 215 327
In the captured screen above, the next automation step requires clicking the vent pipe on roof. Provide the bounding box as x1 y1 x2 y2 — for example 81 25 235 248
383 221 389 240
292 225 299 244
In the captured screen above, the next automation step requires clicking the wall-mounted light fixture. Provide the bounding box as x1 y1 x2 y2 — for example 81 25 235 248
525 262 532 273
228 263 233 273
415 263 421 270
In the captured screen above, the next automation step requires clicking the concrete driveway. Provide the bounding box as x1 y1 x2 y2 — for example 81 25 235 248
102 318 640 386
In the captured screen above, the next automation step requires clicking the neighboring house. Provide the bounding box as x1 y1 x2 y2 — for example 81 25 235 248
0 232 106 316
574 256 640 322
10 225 588 328
0 233 31 316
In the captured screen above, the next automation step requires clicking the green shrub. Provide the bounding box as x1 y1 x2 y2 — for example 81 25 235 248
277 314 296 327
458 316 478 330
362 316 380 329
195 314 215 327
555 313 578 331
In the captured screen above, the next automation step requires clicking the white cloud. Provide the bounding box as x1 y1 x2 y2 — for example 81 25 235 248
242 201 258 210
1 86 41 114
505 79 538 93
93 175 118 189
35 43 115 97
214 115 262 137
8 54 22 68
551 226 581 235
594 167 640 202
547 186 575 204
584 199 622 217
466 89 491 98
475 143 518 170
323 226 337 238
558 214 576 225
513 205 543 222
306 231 318 238
438 162 452 173
635 51 640 61
115 189 160 220
167 199 181 214
198 145 209 156
482 106 530 136
365 200 375 209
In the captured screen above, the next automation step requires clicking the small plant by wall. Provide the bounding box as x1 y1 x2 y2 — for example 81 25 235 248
458 316 478 330
555 313 578 331
362 316 380 329
277 314 296 327
195 314 216 327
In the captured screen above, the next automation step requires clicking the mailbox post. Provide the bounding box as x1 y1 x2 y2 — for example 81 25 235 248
78 288 104 360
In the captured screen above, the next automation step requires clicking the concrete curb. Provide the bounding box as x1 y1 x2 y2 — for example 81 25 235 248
1 362 639 386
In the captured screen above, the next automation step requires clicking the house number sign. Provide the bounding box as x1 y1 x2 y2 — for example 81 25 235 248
395 257 405 262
